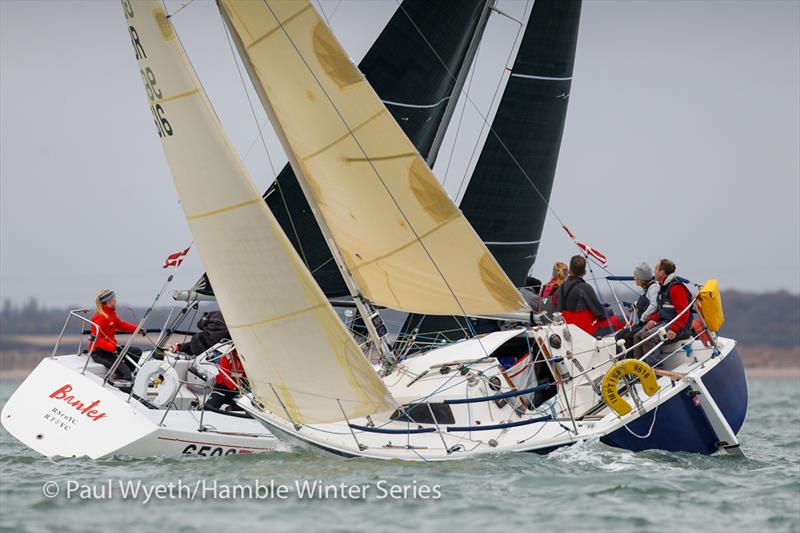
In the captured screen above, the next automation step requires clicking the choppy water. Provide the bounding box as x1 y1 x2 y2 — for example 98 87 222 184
1 377 798 533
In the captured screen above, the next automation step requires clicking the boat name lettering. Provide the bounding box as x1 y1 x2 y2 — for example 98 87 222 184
48 384 108 422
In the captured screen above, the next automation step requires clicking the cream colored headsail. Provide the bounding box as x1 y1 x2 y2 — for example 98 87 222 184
121 0 392 423
219 0 529 318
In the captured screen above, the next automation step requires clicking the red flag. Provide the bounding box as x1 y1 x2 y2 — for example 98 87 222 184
576 242 607 266
162 247 190 269
563 225 608 266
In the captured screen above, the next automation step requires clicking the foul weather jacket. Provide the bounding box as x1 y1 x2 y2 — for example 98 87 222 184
89 305 137 353
216 351 247 391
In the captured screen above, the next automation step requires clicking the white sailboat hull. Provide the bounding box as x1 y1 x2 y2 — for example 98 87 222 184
239 325 747 461
1 356 278 459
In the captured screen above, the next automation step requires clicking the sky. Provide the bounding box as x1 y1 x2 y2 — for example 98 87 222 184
1 0 798 308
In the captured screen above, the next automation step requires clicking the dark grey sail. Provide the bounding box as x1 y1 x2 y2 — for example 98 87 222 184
401 0 582 342
195 0 490 297
459 0 581 285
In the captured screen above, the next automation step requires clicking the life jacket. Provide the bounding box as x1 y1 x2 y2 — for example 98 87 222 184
541 279 560 299
556 277 582 312
215 351 247 390
657 275 692 324
635 279 656 318
535 280 560 313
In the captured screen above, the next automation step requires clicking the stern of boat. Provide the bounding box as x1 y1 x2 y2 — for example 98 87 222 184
600 340 748 455
1 357 159 458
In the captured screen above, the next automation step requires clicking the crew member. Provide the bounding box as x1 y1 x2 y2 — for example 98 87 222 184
88 289 144 384
169 310 229 356
538 261 568 313
556 255 621 336
617 261 659 351
633 258 692 362
204 349 248 412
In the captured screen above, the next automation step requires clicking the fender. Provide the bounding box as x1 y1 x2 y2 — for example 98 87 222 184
602 360 660 417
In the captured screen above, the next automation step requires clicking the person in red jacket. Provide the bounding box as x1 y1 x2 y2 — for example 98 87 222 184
88 289 143 383
633 259 693 362
204 349 248 412
556 255 622 336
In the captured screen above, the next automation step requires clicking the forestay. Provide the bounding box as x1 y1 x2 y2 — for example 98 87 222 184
121 0 393 424
219 0 529 318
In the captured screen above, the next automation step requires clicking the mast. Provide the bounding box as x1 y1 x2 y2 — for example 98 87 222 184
425 0 495 167
219 4 393 362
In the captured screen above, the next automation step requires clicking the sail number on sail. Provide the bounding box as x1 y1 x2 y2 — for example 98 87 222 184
122 0 174 138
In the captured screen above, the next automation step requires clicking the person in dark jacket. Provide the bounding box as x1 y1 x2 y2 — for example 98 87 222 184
556 255 621 336
633 258 692 362
88 289 144 383
169 310 230 357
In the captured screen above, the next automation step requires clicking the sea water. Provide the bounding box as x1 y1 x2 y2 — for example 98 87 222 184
1 377 798 532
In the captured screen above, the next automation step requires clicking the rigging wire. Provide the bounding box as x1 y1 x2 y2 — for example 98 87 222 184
261 0 503 357
398 0 638 291
452 2 528 203
396 0 580 250
440 36 483 189
217 4 312 271
166 0 196 19
314 0 344 27
241 120 271 162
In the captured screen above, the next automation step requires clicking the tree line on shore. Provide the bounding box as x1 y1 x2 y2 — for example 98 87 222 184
1 291 798 348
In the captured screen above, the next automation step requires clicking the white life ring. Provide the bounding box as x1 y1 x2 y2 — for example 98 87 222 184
132 359 180 408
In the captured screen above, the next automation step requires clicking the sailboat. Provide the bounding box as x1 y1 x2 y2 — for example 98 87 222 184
2 0 748 461
0 0 500 459
207 0 747 460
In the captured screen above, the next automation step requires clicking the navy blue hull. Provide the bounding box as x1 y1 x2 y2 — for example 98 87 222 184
600 347 749 455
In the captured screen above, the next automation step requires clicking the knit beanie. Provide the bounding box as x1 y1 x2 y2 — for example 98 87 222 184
633 261 653 281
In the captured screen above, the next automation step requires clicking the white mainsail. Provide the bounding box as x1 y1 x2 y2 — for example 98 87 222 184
122 0 393 424
219 0 530 318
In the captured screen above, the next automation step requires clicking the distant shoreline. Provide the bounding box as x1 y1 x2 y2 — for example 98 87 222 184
1 337 797 380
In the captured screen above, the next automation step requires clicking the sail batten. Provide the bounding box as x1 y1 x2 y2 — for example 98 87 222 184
221 0 528 318
124 0 393 424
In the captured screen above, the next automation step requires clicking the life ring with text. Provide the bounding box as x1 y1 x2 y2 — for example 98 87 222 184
601 360 660 417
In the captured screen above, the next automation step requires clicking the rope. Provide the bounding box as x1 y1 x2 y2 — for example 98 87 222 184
452 2 529 202
441 34 483 188
622 389 662 439
396 0 569 232
166 0 196 19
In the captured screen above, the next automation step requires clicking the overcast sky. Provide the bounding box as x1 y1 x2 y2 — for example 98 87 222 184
1 0 798 308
